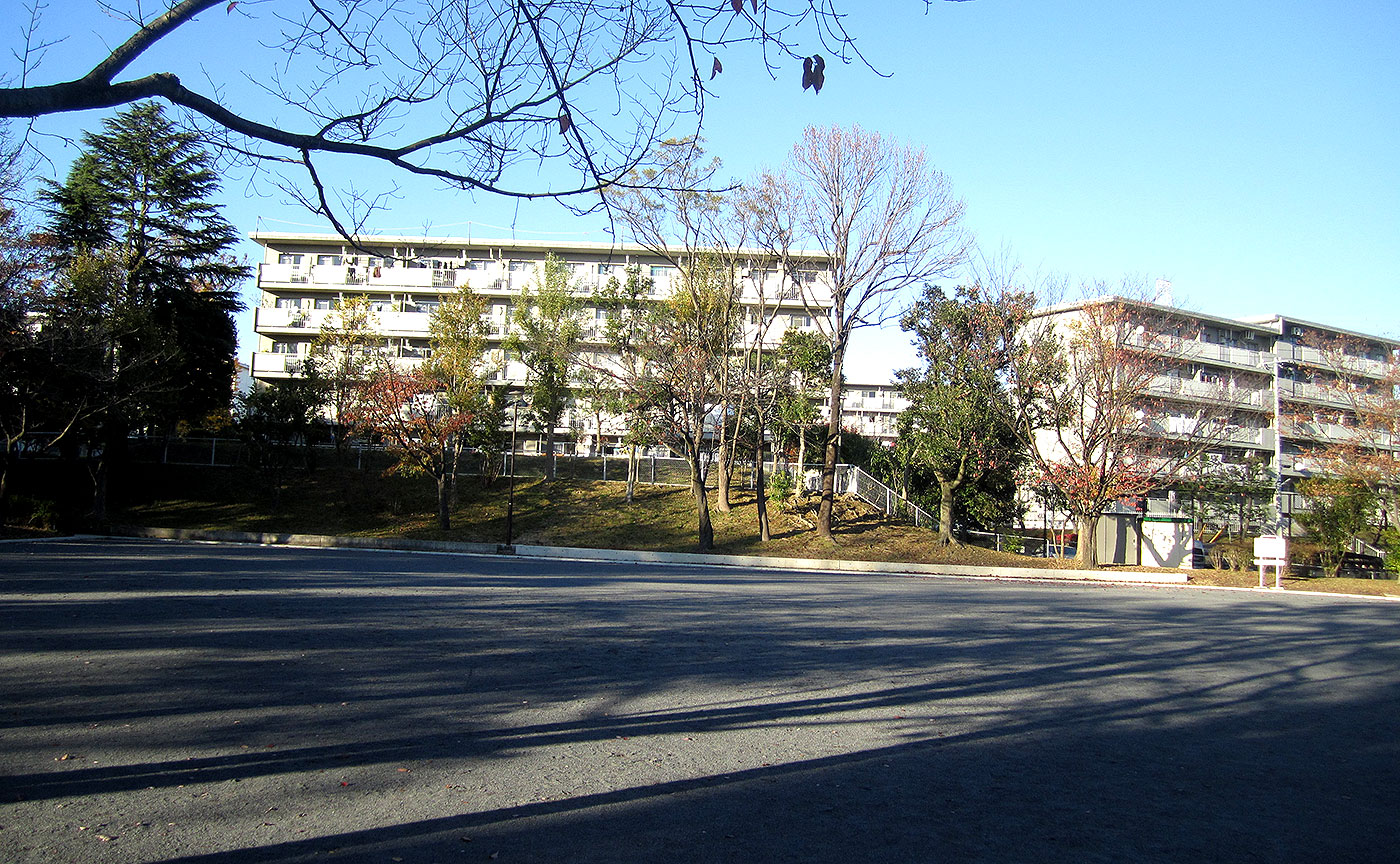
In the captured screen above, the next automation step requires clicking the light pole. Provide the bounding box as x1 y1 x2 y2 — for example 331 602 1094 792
505 393 521 549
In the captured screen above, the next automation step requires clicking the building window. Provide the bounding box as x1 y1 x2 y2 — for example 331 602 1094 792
275 297 301 310
316 254 343 266
508 260 533 273
650 265 675 279
597 263 618 275
314 298 332 310
278 253 303 266
271 341 299 354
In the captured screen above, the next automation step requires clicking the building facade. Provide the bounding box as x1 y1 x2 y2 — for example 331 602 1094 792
1031 299 1400 528
249 231 836 453
836 383 908 444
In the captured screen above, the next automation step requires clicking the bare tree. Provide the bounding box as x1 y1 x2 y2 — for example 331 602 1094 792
1 1 970 231
607 138 750 510
1006 284 1244 569
749 124 969 541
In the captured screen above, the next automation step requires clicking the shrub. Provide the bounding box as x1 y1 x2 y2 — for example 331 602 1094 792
766 469 794 506
7 495 58 531
1215 538 1254 571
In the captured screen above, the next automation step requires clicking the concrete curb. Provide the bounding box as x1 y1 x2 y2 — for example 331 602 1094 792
112 525 1189 585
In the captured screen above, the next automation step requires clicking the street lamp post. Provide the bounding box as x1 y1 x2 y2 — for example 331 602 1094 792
505 394 521 549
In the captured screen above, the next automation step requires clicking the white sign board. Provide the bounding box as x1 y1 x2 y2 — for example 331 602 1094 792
1254 535 1288 563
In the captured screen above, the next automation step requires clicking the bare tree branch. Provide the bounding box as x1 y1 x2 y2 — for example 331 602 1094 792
2 1 975 237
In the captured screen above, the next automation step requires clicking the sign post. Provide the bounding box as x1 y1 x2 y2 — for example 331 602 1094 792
1254 535 1289 589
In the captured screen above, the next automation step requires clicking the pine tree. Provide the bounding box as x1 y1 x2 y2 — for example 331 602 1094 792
41 102 248 429
38 102 248 521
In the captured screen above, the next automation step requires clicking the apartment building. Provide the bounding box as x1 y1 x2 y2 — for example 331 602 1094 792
249 231 835 453
836 384 908 445
1033 299 1400 527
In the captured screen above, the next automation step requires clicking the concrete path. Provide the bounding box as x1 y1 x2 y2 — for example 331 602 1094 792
2 537 1398 863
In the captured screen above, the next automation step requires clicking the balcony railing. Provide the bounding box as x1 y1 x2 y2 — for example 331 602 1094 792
1277 379 1375 408
1277 342 1394 378
1146 376 1268 408
1279 419 1395 448
250 352 305 377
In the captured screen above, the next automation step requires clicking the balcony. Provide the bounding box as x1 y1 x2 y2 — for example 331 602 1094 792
1274 378 1384 408
1279 418 1396 449
1178 340 1268 370
842 397 903 412
1146 376 1269 408
255 306 322 332
259 262 310 284
374 310 432 336
1220 426 1271 448
1127 333 1268 370
250 352 306 378
1277 342 1394 378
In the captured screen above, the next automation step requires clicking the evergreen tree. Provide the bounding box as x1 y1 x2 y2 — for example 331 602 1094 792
38 102 248 520
896 283 1029 545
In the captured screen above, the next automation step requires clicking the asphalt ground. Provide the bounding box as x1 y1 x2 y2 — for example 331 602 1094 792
1 537 1398 864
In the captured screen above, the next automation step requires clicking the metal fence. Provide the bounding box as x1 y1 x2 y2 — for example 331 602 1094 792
830 464 935 528
28 437 941 533
105 438 746 489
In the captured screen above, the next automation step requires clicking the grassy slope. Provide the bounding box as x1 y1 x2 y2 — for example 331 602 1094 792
116 464 1052 570
11 461 1397 598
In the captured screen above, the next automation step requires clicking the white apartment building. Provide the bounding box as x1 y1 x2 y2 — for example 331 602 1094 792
836 384 908 445
249 231 835 453
1033 299 1400 527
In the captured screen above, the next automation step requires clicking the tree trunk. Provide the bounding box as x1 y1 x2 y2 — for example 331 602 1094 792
715 440 732 513
937 477 960 545
1076 513 1098 569
755 429 770 542
449 438 461 507
0 440 13 526
794 426 807 501
436 472 451 531
691 472 713 551
626 443 638 503
90 455 108 527
816 341 846 541
544 424 556 480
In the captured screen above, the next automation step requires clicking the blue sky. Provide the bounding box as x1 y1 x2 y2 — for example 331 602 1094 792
7 0 1398 382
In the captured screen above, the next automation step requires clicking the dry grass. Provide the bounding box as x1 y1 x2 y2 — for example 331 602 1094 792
1181 567 1400 597
117 465 1068 571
